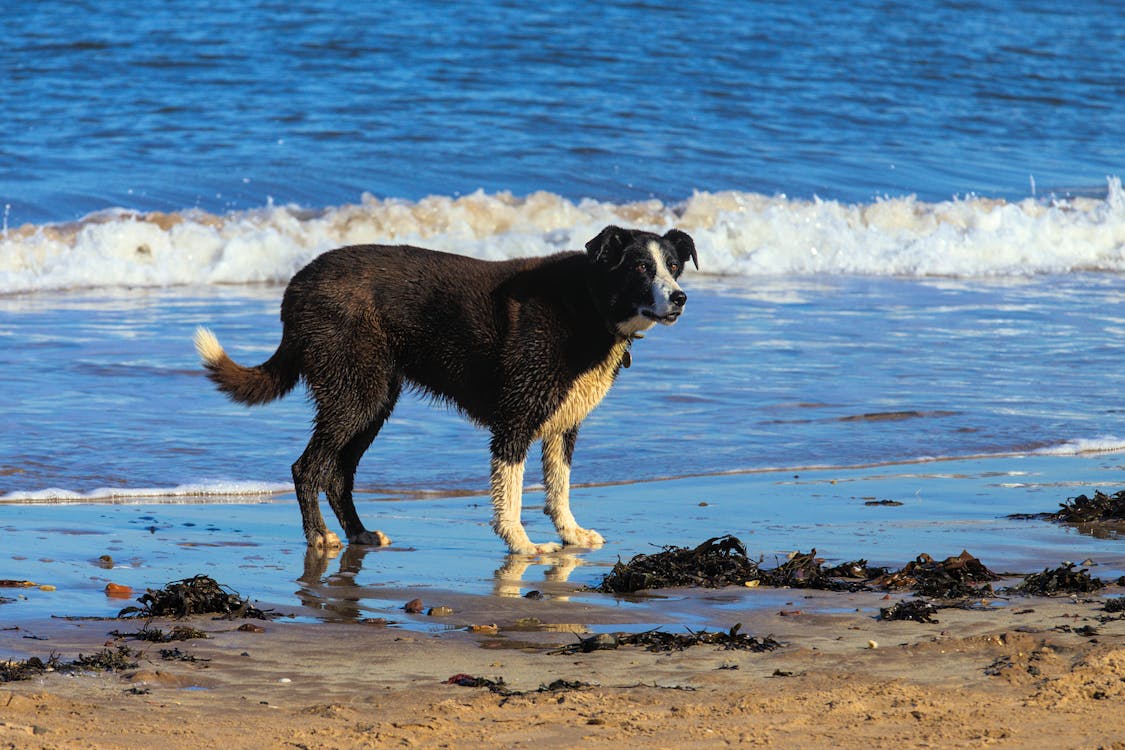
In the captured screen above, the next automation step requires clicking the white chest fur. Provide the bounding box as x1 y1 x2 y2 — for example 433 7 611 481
535 339 629 439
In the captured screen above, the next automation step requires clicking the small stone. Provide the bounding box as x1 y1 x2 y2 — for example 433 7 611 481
867 640 879 649
38 585 56 592
744 580 760 588
404 598 425 614
469 624 499 635
237 623 265 633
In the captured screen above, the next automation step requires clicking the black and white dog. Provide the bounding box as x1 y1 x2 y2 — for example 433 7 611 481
194 225 696 554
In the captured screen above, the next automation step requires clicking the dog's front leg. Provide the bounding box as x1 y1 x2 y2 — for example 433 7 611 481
541 429 605 548
490 448 562 555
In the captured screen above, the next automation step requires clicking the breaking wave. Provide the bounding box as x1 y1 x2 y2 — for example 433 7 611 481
2 177 1123 294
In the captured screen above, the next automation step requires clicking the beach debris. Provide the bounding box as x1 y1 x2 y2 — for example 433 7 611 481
1010 489 1125 525
109 625 208 642
866 640 879 649
879 599 940 623
445 674 595 697
96 555 115 569
469 624 500 635
159 648 209 663
1015 563 1105 596
104 583 133 599
870 551 998 599
237 622 266 633
428 606 454 617
1103 598 1125 613
70 645 140 673
596 536 761 593
864 499 903 507
0 580 37 588
1050 490 1125 522
550 624 780 655
117 575 271 619
403 598 425 614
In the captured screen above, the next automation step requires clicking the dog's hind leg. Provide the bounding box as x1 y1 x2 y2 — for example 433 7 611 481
490 432 562 555
322 378 401 547
541 428 605 548
293 431 344 549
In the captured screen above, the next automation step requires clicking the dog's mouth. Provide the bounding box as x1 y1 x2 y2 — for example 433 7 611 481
641 309 681 324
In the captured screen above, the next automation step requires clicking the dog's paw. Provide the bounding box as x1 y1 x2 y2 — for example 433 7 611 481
309 530 343 550
352 529 392 547
509 540 563 555
563 527 605 548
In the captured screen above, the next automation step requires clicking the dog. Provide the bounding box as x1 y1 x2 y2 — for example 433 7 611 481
194 225 696 554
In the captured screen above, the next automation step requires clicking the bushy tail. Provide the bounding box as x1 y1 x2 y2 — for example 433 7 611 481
193 326 300 405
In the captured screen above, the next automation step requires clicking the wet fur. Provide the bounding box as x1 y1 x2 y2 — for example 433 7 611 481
194 226 696 553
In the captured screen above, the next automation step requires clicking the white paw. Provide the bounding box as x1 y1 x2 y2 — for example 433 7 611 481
562 527 605 548
352 530 392 547
509 540 563 555
310 530 343 550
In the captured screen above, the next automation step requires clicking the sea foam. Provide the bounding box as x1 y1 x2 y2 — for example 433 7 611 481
2 177 1122 294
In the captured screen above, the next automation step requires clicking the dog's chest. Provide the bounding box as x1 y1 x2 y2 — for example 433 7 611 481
535 340 629 438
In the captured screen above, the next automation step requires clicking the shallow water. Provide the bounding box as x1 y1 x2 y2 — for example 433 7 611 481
3 455 1123 630
3 276 1124 499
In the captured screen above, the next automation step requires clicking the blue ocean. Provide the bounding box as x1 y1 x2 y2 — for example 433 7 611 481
1 1 1123 622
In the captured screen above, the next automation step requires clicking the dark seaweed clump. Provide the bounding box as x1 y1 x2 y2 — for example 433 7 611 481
596 539 991 599
1 646 140 683
1017 563 1105 596
879 599 941 623
871 551 999 599
596 536 761 593
118 575 271 620
1104 598 1125 613
1050 490 1125 522
551 623 780 655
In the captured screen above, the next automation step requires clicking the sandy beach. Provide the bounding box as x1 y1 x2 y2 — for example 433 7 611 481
3 581 1124 749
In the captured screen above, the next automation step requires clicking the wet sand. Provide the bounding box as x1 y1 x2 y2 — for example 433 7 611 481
3 456 1125 747
2 589 1124 749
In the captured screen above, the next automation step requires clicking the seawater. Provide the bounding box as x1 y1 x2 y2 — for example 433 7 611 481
2 274 1124 499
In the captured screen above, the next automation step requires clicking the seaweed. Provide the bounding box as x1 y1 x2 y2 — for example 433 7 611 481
1104 597 1125 613
879 599 940 623
1050 490 1125 522
0 655 62 682
71 645 139 672
596 536 760 593
109 625 209 642
550 624 780 655
3 647 142 683
445 674 595 697
1016 563 1105 596
118 575 271 620
596 539 994 599
869 551 998 599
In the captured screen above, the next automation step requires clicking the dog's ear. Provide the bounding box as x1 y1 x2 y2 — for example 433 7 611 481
585 225 632 268
664 229 698 270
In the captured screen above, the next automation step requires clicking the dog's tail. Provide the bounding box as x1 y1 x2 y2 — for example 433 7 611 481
193 326 300 405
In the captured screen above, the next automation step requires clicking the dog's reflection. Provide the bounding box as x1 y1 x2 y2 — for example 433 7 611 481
296 544 588 619
492 551 585 599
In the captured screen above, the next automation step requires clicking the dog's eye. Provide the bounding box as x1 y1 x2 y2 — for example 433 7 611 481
668 262 681 273
635 262 649 274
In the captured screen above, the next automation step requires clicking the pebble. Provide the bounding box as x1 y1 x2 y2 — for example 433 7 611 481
867 640 879 649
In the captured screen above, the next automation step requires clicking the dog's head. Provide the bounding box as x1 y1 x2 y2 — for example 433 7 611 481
585 225 697 338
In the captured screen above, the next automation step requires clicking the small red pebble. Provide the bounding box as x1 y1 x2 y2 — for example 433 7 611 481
404 598 425 613
104 583 133 599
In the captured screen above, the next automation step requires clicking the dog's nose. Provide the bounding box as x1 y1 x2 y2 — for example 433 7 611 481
670 290 687 308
